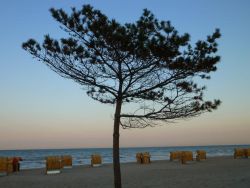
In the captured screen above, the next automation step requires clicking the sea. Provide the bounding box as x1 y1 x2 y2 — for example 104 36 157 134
0 145 249 170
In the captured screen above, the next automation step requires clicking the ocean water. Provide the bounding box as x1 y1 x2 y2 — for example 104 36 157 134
0 145 249 169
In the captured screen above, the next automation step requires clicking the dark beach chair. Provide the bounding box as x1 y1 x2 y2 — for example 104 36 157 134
91 154 102 167
142 152 151 164
234 148 246 159
244 149 250 158
170 151 182 161
46 156 62 174
0 157 8 176
181 151 193 164
136 152 151 164
136 153 143 164
196 150 207 161
61 155 72 169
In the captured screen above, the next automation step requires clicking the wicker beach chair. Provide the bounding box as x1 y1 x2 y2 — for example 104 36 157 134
142 152 151 164
196 150 207 161
0 157 8 176
245 149 250 158
46 156 62 174
136 153 143 164
234 148 245 159
61 155 72 169
170 151 182 161
91 154 102 167
7 158 14 173
181 151 193 164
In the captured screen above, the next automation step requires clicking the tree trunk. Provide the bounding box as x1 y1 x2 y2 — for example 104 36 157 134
113 98 122 188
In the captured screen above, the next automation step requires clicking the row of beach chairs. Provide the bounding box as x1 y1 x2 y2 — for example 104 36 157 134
46 155 72 174
135 150 206 165
169 148 250 164
1 148 249 176
169 150 206 164
0 154 102 176
46 154 102 174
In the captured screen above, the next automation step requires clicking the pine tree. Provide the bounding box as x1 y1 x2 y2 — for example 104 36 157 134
23 5 221 188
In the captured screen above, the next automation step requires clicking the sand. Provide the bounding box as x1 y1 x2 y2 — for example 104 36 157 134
0 156 250 188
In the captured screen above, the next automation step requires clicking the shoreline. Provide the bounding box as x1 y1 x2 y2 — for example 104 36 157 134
18 155 234 171
1 156 250 188
2 145 250 169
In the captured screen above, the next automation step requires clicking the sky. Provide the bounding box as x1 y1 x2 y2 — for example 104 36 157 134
0 0 250 150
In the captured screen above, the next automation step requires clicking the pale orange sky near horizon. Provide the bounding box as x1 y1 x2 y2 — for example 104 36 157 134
1 0 250 150
1 95 249 150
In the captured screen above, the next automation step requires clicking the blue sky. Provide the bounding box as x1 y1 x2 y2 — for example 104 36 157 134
0 0 250 149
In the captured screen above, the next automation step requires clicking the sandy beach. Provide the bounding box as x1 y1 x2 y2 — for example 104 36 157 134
0 156 250 188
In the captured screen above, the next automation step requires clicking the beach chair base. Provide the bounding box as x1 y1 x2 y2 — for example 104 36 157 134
92 164 101 167
46 170 61 175
63 166 72 169
184 160 195 164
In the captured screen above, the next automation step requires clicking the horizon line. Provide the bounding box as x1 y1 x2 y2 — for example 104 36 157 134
1 143 250 151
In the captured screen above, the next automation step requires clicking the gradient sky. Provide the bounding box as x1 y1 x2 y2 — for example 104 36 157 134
0 0 250 150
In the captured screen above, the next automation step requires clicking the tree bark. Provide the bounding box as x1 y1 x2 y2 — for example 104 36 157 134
113 98 122 188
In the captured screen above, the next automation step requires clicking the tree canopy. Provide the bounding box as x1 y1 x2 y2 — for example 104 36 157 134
23 5 221 129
